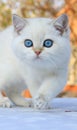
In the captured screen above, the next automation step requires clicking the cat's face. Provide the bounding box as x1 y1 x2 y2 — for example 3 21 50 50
12 14 70 69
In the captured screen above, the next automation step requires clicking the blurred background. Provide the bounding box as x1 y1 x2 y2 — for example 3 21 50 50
0 0 77 97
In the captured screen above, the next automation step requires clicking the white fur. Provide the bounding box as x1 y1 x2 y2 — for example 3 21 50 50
0 15 71 109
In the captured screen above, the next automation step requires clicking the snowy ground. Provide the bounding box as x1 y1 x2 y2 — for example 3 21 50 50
0 98 77 130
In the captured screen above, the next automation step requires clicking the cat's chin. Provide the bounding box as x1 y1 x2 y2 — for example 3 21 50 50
33 57 42 64
27 57 52 70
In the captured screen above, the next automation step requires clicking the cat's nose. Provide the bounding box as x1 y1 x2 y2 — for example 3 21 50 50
34 50 41 55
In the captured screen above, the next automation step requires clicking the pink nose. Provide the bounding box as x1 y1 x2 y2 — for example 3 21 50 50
34 51 41 55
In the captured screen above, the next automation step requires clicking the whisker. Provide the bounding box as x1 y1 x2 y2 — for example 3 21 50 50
41 53 58 68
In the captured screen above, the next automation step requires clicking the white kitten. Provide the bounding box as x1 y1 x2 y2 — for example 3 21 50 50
0 14 71 109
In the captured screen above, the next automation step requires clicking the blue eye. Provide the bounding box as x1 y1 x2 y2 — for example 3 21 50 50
43 39 53 48
24 39 33 47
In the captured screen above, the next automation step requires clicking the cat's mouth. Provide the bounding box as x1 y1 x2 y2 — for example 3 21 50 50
34 55 42 61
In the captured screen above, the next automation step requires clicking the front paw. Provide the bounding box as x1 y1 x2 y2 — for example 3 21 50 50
33 95 50 110
0 97 13 108
24 98 33 107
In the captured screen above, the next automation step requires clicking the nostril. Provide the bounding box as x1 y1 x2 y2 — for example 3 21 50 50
35 51 41 55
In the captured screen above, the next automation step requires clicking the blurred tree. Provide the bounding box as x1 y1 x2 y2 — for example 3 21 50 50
0 0 57 29
0 2 11 29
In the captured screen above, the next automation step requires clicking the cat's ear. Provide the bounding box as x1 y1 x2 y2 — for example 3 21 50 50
54 14 68 35
12 14 26 34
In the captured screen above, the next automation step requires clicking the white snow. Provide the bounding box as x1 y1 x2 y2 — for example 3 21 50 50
0 98 77 130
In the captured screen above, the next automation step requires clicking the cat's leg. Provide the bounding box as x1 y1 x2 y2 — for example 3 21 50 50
0 64 34 107
0 91 12 108
0 75 33 107
33 72 67 109
4 80 33 107
0 78 13 107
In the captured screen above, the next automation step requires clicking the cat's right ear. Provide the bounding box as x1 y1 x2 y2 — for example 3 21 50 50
12 14 26 34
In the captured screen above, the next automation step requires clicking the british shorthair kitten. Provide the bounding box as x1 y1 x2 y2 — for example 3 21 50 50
0 14 71 109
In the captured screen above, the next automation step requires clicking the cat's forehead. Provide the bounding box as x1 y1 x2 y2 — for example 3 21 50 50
23 18 53 38
26 17 52 23
27 18 53 29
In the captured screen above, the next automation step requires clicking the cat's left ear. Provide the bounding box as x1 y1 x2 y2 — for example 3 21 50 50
54 14 68 35
12 14 26 34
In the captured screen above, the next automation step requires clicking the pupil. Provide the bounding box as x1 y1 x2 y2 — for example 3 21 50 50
46 41 51 46
26 41 32 46
27 41 30 45
47 41 50 45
